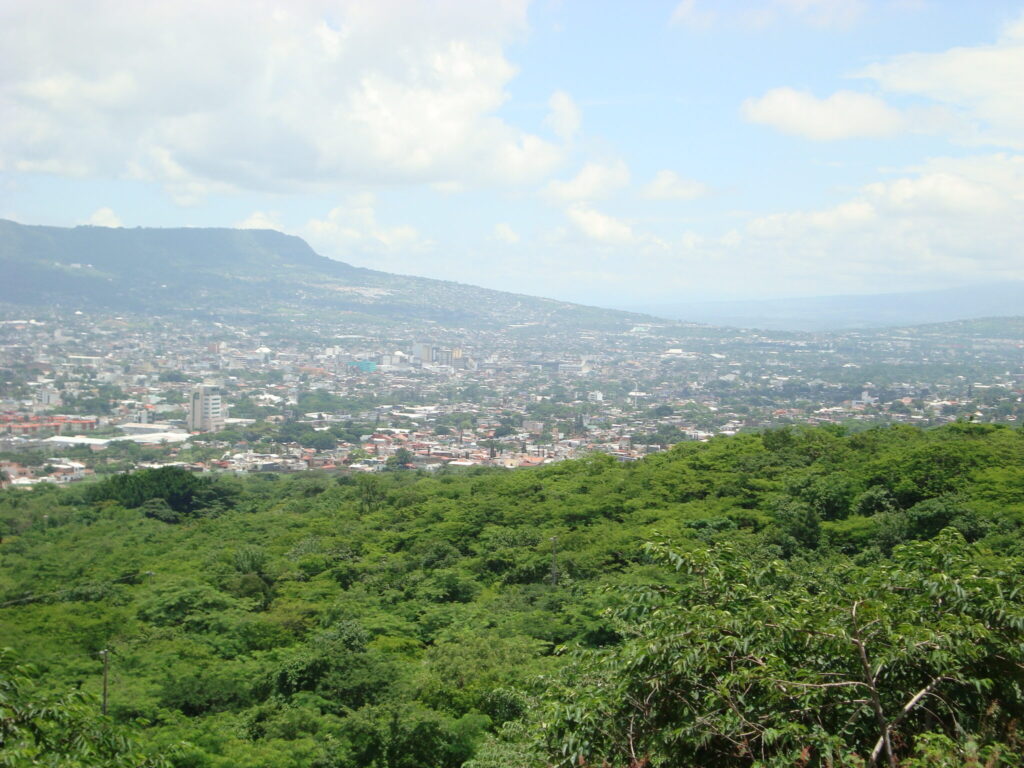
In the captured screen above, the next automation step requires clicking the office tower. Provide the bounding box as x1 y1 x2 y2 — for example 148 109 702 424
187 385 226 432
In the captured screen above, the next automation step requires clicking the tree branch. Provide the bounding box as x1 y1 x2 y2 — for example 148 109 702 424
870 677 945 765
851 601 896 768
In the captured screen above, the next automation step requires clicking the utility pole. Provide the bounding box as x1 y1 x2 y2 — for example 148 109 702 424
99 649 110 715
549 536 559 587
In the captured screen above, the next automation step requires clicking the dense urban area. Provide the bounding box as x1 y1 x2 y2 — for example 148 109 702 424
2 308 1022 488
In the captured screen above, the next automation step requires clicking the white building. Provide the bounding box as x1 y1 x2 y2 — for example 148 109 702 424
187 386 226 432
411 342 434 363
35 387 63 407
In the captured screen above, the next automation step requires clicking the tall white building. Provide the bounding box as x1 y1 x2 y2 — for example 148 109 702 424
411 342 434 363
187 386 225 432
35 387 63 407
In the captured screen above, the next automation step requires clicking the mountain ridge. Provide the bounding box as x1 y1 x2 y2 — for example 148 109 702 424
0 219 651 330
630 282 1024 331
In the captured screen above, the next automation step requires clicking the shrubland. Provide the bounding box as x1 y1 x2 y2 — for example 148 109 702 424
1 422 1023 766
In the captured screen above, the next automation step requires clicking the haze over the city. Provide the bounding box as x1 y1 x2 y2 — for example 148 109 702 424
3 0 1024 308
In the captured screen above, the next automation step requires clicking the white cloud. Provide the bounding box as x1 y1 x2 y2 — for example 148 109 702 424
545 159 630 202
742 88 906 140
86 207 122 227
747 13 1024 148
0 0 562 200
545 90 581 141
857 13 1024 149
747 200 876 238
670 0 715 29
675 0 865 31
775 0 865 28
452 152 1024 302
494 222 520 243
566 203 633 243
554 153 1024 302
431 181 465 194
643 170 707 200
738 154 1024 290
305 193 428 258
236 211 281 230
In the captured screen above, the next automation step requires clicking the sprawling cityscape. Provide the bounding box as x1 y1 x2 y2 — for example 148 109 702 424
3 309 1022 487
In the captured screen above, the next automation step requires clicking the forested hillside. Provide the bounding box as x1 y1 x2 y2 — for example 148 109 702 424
0 219 648 330
2 423 1024 767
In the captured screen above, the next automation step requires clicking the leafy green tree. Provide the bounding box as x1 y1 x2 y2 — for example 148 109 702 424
773 498 822 551
344 700 489 768
386 448 415 469
540 530 1024 767
0 648 170 767
157 370 189 382
356 473 385 513
299 430 337 451
136 579 239 630
139 497 179 523
85 466 235 519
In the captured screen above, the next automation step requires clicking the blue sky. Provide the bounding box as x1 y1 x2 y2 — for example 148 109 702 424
3 0 1024 307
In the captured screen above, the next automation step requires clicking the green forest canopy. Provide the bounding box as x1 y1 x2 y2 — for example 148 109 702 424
1 422 1023 767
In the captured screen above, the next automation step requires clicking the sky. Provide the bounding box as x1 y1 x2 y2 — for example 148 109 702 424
3 0 1024 308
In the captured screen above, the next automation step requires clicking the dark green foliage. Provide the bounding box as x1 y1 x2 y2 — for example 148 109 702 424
85 466 236 519
136 580 239 628
540 531 1024 767
158 370 189 382
853 485 897 517
772 498 822 552
139 497 179 523
386 448 415 469
1 423 1023 766
300 431 339 451
0 648 171 767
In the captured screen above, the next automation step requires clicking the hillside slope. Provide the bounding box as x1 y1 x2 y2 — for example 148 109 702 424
0 219 648 330
2 423 1023 766
634 282 1024 331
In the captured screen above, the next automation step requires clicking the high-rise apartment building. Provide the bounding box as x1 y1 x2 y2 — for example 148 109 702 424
187 385 226 432
411 342 434 363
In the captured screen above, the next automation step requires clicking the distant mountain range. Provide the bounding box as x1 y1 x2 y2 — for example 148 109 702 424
4 219 1020 332
631 284 1024 332
0 220 647 330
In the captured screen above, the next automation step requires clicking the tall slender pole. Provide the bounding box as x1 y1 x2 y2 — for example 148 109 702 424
549 536 559 587
99 649 109 715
